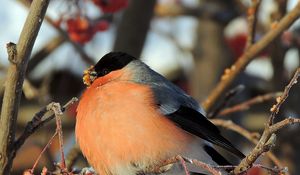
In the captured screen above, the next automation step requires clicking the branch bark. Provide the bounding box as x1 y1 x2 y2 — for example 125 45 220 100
0 0 50 174
202 2 300 112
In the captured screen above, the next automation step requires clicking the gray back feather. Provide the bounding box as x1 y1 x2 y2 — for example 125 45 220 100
126 60 205 116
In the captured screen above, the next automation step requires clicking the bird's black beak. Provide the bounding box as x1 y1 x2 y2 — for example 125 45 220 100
83 65 97 86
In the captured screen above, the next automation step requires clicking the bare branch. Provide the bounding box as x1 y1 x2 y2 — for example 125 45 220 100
202 2 300 112
0 0 50 173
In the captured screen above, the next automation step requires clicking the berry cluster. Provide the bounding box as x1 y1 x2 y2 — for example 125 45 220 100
57 0 128 44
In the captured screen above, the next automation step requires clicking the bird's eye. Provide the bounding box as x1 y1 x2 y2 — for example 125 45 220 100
101 68 110 76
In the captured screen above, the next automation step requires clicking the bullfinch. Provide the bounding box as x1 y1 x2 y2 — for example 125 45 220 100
76 52 245 175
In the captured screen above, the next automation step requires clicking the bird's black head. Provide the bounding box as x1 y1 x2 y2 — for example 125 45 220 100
83 52 137 86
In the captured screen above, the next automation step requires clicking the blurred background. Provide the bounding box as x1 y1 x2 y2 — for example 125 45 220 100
1 0 300 174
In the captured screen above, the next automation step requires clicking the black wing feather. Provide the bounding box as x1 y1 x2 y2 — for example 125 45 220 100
167 106 245 159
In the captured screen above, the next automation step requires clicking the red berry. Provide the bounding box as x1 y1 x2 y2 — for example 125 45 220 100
66 17 95 44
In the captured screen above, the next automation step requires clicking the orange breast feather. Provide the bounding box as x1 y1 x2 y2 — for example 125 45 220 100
76 72 192 175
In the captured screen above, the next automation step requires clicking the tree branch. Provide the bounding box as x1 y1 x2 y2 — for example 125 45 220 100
269 69 300 125
0 0 50 173
218 92 281 116
202 2 300 112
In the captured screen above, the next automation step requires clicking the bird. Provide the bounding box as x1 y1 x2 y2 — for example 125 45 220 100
75 52 245 175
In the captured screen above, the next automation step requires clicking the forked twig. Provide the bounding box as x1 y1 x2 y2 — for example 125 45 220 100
233 68 300 174
48 103 66 170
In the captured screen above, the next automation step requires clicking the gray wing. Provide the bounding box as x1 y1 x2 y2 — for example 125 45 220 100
128 60 205 115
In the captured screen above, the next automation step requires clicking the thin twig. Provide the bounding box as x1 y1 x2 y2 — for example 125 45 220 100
30 131 58 174
219 92 281 116
211 119 260 143
269 69 300 125
269 117 300 133
177 156 190 175
189 158 221 175
202 2 300 112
